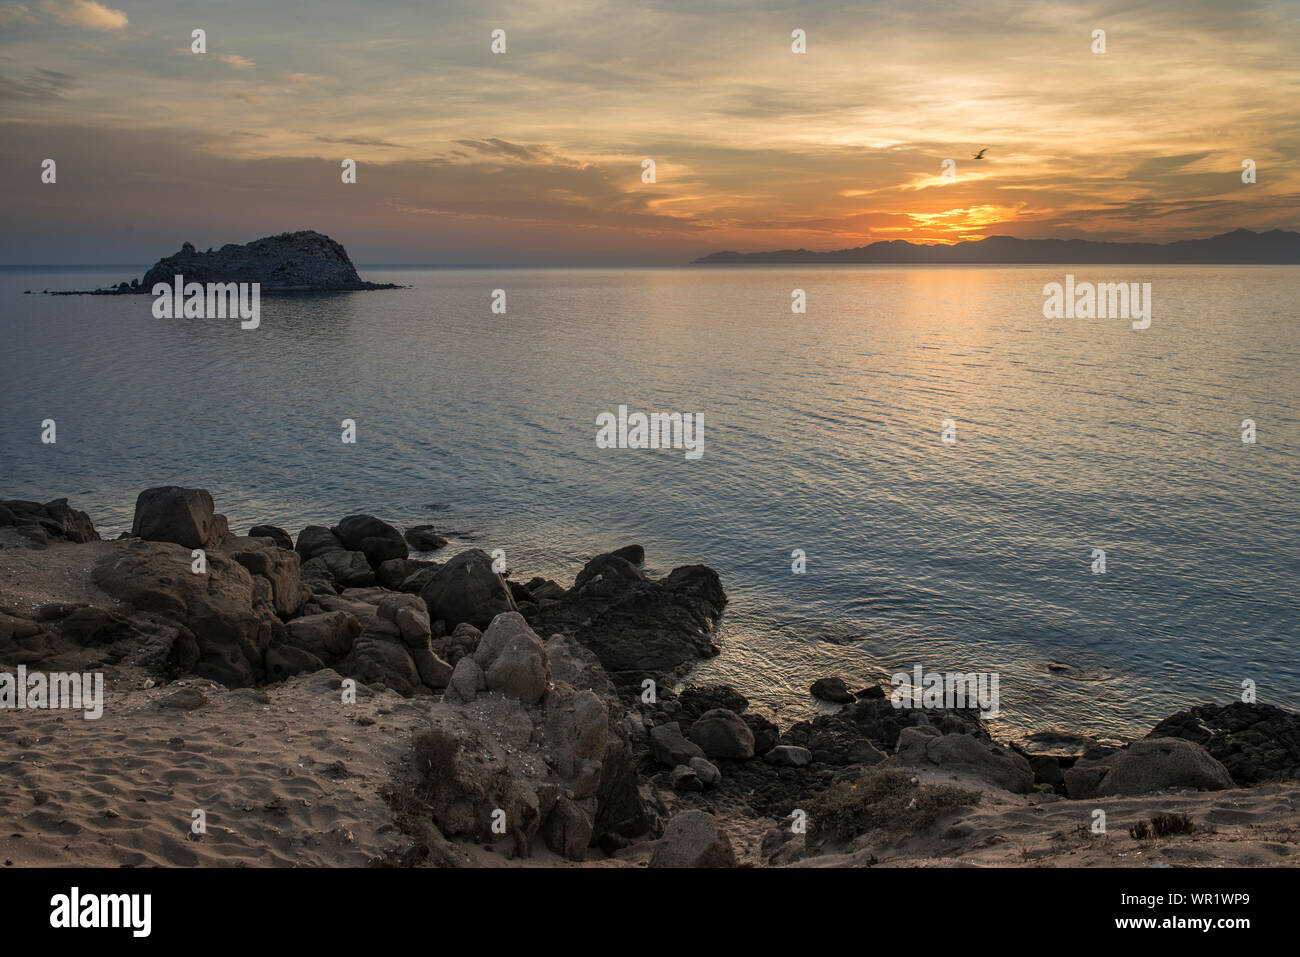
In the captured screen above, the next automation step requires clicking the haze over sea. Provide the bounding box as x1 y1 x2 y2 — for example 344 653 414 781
3 264 1297 741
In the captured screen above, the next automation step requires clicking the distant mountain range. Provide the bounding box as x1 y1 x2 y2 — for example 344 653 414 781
691 228 1300 265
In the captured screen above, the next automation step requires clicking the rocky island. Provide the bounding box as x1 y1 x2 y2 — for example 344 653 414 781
45 230 402 295
2 489 1298 868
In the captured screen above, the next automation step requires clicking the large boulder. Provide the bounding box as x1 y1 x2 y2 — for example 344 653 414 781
282 610 361 661
301 550 375 588
688 708 755 759
344 633 424 696
222 535 304 618
91 539 272 686
332 515 408 569
1065 737 1234 799
1145 702 1300 785
543 797 593 861
130 486 223 549
892 727 1035 793
377 593 432 649
649 811 736 868
295 525 344 562
475 613 551 705
420 549 517 630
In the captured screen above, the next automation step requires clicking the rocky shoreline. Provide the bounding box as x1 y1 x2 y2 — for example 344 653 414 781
2 488 1298 867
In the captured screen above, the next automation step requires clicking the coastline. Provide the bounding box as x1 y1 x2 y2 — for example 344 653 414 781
2 488 1297 868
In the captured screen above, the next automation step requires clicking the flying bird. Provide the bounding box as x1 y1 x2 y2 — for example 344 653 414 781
972 148 987 160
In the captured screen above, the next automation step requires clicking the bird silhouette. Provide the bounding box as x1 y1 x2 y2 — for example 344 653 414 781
972 148 987 160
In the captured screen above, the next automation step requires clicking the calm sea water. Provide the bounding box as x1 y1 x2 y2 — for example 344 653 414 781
2 264 1297 741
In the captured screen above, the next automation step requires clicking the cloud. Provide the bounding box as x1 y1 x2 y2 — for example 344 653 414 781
0 5 38 26
316 135 405 149
39 0 126 31
0 68 74 100
217 54 253 68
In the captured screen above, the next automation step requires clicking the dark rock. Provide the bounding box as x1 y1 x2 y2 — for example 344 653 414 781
811 676 856 703
403 525 447 552
265 643 326 681
301 550 375 588
1146 702 1300 785
543 797 593 861
781 695 987 766
0 498 99 543
764 745 813 767
222 535 304 618
92 540 273 687
130 486 222 549
419 549 516 630
295 525 343 562
607 545 645 565
649 721 706 767
247 525 293 550
688 708 755 759
375 557 435 590
332 515 408 569
1065 737 1234 799
743 713 781 755
282 611 361 661
670 765 704 791
678 684 748 718
525 560 726 683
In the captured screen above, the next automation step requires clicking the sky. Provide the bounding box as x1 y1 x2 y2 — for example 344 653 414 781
1 0 1298 264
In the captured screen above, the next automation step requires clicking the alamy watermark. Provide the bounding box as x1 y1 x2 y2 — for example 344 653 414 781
595 404 704 459
152 274 260 329
890 664 1000 718
1 666 103 719
1042 275 1151 330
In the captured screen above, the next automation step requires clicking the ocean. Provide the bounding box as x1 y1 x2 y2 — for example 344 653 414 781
2 264 1297 741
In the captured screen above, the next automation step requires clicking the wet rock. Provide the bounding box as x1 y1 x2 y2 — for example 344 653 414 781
811 677 855 704
404 525 447 552
332 515 408 569
525 558 726 683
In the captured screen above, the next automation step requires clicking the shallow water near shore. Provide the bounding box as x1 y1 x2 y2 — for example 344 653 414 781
2 264 1297 741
